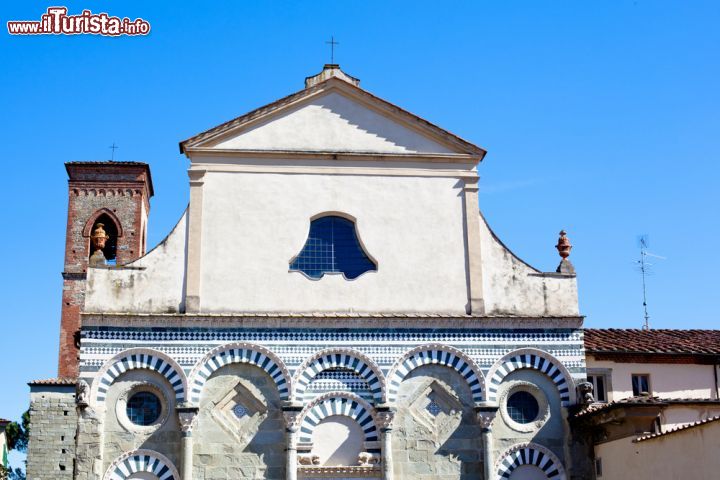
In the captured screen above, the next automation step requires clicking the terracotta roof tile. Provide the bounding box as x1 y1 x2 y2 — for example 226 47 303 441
634 415 720 442
573 395 667 418
584 329 720 355
573 396 720 419
28 378 77 386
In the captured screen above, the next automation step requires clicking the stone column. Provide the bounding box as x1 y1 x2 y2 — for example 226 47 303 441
185 169 206 313
376 406 396 480
475 403 499 480
282 403 303 480
177 406 199 480
462 177 485 315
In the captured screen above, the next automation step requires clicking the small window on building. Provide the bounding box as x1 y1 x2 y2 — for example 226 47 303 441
631 374 651 396
587 374 607 402
290 215 377 279
126 391 162 426
595 458 603 477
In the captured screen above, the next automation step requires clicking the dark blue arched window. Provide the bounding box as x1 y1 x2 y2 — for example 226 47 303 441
290 216 376 279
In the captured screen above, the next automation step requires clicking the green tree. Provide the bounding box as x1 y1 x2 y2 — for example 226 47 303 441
2 410 29 480
4 411 29 453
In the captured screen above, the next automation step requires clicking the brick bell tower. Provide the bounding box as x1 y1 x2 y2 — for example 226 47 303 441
58 161 153 378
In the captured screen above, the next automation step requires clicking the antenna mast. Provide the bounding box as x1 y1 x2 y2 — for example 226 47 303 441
638 236 651 330
636 235 665 330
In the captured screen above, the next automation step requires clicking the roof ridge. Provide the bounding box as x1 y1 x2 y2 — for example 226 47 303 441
178 76 486 157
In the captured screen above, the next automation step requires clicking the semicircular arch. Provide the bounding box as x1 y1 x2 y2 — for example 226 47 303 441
386 343 485 404
494 442 566 480
293 348 385 403
103 449 180 480
90 348 187 406
486 348 575 407
187 342 291 405
298 391 378 444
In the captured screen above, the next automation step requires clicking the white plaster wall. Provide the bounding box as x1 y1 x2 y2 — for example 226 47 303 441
84 212 187 313
661 404 720 430
595 422 720 480
479 216 579 316
586 356 717 401
213 91 454 154
198 172 469 313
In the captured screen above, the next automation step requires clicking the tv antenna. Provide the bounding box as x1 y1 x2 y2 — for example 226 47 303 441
635 235 665 330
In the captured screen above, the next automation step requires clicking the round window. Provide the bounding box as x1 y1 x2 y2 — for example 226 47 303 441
126 391 162 426
506 391 539 424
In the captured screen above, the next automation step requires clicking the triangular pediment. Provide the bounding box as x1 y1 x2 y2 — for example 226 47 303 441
180 77 485 158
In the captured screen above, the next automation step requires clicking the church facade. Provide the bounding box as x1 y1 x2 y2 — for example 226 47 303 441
27 65 588 480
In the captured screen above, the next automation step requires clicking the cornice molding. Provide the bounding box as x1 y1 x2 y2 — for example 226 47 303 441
81 312 584 330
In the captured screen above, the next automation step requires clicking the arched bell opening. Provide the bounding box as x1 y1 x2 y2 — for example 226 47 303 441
88 213 119 265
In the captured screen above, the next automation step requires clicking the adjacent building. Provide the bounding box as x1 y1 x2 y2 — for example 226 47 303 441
1 418 9 472
576 329 720 479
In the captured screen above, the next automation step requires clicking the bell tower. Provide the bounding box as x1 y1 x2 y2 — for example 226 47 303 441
58 161 153 378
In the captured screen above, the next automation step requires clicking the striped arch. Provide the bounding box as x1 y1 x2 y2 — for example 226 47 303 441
386 344 485 404
486 349 574 407
103 449 180 480
187 342 291 404
495 442 566 480
298 392 378 443
91 348 186 405
293 348 385 403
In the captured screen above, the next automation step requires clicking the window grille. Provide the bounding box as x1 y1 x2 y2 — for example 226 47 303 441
290 216 376 279
506 391 539 424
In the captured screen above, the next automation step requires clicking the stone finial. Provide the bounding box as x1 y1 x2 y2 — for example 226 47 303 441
555 230 576 274
555 230 572 259
89 222 110 265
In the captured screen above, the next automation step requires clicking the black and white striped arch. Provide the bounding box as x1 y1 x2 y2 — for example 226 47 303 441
187 343 291 404
294 350 384 403
299 394 378 443
495 443 566 480
387 345 484 403
487 350 572 407
94 350 185 404
103 449 179 480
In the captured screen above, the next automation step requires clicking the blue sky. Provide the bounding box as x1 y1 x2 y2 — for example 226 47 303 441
1 0 718 443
